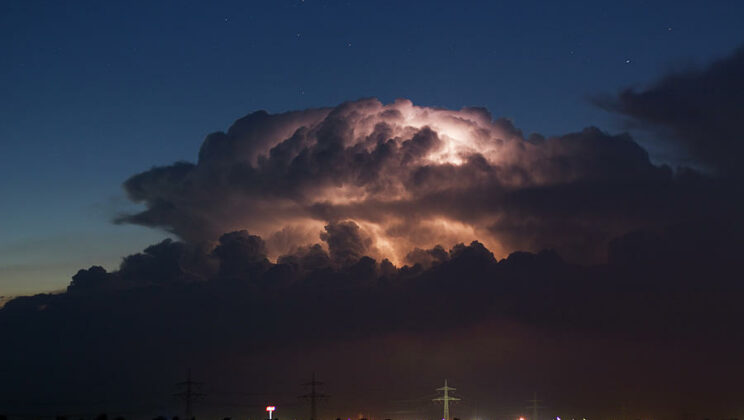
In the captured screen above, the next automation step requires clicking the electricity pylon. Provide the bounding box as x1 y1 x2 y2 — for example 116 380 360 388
526 392 542 420
174 369 205 420
299 372 329 420
433 379 460 420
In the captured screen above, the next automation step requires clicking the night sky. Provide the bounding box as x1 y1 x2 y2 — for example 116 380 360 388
2 1 744 419
3 0 744 295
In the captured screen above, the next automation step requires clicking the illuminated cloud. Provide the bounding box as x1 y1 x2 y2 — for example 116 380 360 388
118 98 714 263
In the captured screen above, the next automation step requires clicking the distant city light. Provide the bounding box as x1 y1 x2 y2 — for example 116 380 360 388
266 405 276 419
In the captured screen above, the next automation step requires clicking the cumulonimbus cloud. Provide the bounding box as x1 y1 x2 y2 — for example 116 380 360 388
5 45 744 418
117 98 720 263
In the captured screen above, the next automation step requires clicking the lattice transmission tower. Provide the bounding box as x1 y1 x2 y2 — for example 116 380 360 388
433 379 461 420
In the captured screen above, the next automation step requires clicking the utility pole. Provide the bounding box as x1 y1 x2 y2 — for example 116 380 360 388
526 392 542 420
174 369 205 420
433 380 460 420
299 372 329 420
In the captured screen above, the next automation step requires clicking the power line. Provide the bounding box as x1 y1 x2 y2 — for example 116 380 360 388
432 380 460 420
174 369 205 419
299 373 329 420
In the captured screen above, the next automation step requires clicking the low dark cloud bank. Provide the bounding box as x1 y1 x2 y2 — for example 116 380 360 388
3 47 744 419
1 223 743 418
20 220 741 342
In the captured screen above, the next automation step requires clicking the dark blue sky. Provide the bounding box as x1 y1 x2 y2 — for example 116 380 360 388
2 0 743 295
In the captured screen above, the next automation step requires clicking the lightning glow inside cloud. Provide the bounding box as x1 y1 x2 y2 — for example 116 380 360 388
119 98 691 265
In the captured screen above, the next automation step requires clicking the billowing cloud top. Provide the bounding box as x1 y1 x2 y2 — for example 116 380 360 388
119 98 705 263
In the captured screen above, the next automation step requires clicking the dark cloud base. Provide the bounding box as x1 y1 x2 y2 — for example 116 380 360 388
1 219 743 419
7 220 742 344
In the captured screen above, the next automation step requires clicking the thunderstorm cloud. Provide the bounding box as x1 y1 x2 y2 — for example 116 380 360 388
3 46 744 419
117 98 718 264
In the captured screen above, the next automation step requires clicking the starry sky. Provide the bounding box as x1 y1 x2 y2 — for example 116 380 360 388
1 0 743 296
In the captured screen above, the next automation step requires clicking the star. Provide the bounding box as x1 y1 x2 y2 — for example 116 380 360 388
625 58 632 64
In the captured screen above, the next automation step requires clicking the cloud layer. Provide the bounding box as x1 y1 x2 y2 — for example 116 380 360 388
118 98 720 264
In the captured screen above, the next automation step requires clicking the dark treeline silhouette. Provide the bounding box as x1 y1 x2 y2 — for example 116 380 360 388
3 412 742 420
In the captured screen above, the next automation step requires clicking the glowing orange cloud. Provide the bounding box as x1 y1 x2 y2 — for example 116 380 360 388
121 98 671 264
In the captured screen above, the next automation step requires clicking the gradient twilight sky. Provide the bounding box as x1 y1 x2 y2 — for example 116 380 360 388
2 0 744 296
